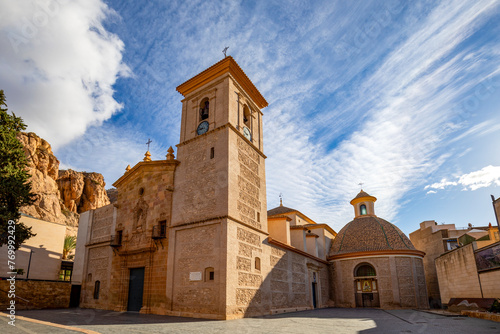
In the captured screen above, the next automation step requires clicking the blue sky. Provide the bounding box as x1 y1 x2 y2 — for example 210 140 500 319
1 0 500 234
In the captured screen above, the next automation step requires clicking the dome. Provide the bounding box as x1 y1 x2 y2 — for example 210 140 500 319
267 205 296 216
329 215 416 257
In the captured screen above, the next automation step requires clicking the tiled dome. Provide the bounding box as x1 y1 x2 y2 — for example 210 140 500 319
329 215 415 256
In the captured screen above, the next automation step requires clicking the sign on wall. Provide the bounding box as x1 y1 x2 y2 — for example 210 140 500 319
475 243 500 271
189 272 202 281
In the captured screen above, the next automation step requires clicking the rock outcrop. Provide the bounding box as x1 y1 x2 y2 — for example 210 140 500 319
17 132 110 232
106 188 118 204
17 132 74 227
58 170 110 214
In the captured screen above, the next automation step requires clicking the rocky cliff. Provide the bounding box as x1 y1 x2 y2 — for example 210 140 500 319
58 169 110 214
17 132 110 232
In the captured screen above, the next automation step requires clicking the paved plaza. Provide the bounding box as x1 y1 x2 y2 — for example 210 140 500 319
1 308 499 334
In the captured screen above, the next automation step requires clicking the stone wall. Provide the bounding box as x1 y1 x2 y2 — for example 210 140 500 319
172 128 229 226
0 280 70 310
169 221 223 317
435 243 482 305
229 222 266 318
332 255 428 309
409 226 446 307
80 205 115 311
267 245 329 312
479 269 500 297
436 242 500 305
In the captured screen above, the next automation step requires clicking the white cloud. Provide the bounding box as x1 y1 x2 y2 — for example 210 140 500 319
264 0 500 230
425 166 500 192
459 166 500 191
424 179 458 190
426 190 437 195
0 0 129 149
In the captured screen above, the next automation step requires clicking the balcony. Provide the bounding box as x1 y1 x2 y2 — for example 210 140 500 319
152 225 166 239
110 233 122 247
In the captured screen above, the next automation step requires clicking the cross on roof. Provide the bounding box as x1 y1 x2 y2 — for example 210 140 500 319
223 46 229 58
358 182 364 189
146 138 152 151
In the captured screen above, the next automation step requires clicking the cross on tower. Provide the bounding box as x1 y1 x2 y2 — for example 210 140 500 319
146 138 152 151
222 46 229 58
358 182 364 189
279 193 283 206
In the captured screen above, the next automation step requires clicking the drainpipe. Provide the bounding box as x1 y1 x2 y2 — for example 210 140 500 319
26 250 34 279
491 195 500 231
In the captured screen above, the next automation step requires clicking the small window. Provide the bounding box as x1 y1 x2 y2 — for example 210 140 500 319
205 267 214 281
355 264 376 277
94 280 100 299
200 98 209 121
243 105 251 126
210 147 215 159
257 212 260 222
87 273 92 282
117 230 123 245
159 220 167 237
360 204 367 215
255 257 261 271
139 187 144 196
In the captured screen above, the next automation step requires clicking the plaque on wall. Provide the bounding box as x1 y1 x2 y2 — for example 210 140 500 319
189 272 202 281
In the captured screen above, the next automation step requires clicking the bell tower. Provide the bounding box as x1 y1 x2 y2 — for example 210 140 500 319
166 57 269 319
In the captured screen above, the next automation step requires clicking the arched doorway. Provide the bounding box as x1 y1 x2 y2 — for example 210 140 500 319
354 263 380 307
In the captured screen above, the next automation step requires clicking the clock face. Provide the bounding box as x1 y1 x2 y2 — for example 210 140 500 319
197 121 209 135
243 126 252 141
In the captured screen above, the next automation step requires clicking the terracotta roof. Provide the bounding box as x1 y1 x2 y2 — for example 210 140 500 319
267 205 296 216
329 216 415 256
353 190 371 200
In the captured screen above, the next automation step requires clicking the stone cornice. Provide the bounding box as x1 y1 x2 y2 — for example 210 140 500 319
171 215 269 236
328 249 425 261
112 159 180 188
176 56 268 109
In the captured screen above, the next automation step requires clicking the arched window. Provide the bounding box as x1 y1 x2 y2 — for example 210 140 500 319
360 204 367 215
355 264 376 277
205 267 214 281
199 98 209 121
93 280 100 299
255 257 261 271
243 105 251 127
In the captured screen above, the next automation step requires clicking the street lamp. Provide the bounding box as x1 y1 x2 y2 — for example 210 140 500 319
26 250 34 280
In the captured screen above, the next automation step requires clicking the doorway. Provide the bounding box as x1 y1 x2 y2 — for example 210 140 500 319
312 282 317 308
69 285 81 308
127 267 145 312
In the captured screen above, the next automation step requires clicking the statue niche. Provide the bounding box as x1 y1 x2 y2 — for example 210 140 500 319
133 198 149 232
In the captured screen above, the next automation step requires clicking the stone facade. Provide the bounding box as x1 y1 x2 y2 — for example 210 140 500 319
331 256 427 309
75 58 428 319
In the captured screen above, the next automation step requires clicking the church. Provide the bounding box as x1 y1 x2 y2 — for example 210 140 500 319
72 57 428 319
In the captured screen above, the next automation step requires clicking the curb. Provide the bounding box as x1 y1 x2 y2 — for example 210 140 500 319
0 312 101 334
417 309 466 317
461 310 500 322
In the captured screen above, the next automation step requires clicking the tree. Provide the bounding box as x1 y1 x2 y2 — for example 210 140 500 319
62 235 77 260
0 89 36 249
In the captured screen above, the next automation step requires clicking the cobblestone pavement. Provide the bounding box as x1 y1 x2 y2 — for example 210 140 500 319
2 308 500 334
